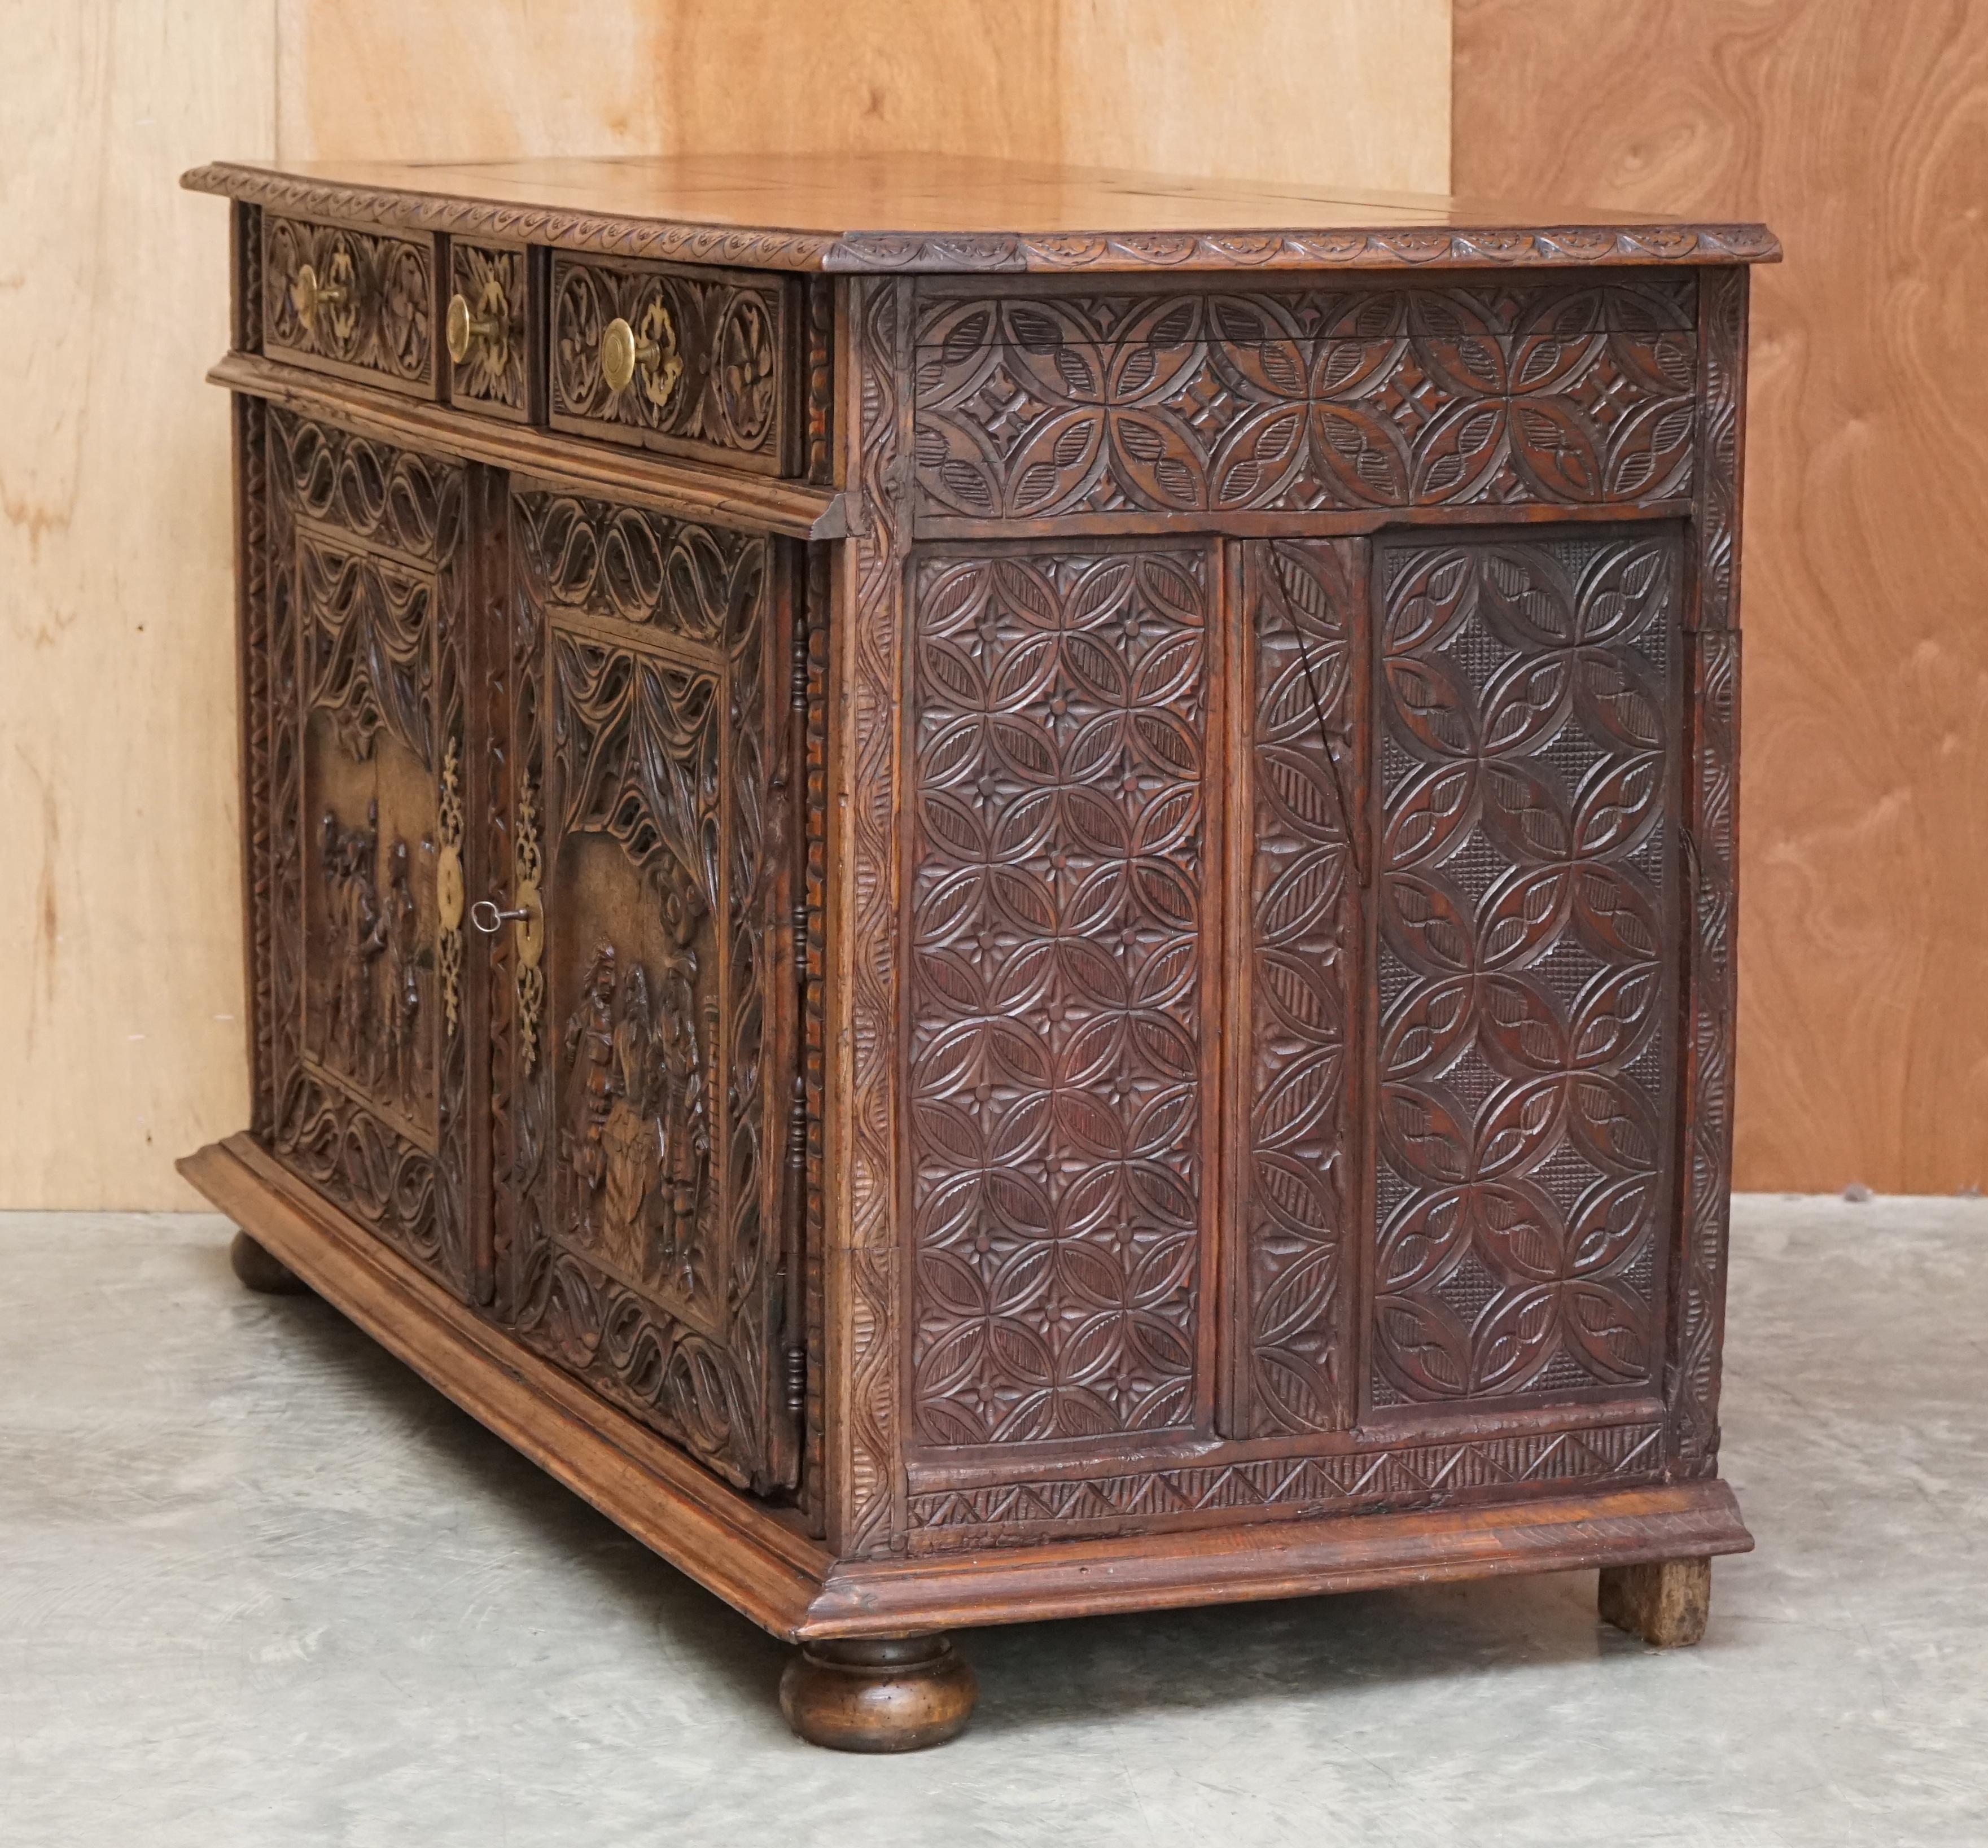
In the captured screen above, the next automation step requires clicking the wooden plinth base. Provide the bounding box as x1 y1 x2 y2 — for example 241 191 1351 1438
1599 1556 1713 1647
230 1228 312 1295
780 1635 977 1751
181 1135 1754 1651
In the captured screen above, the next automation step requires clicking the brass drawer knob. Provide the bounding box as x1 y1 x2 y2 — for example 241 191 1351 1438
446 280 509 365
290 260 348 334
601 301 684 406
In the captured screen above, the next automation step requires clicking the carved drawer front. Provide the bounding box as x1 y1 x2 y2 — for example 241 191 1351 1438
550 255 789 474
255 408 483 1300
1368 527 1683 1418
444 240 531 421
913 275 1699 520
262 215 438 397
904 542 1221 1455
492 484 800 1497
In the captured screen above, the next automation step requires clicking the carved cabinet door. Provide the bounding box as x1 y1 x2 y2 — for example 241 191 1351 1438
490 482 802 1496
256 407 488 1302
1365 527 1684 1421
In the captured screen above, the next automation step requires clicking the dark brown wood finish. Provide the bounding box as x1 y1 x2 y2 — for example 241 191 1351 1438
183 154 1767 1749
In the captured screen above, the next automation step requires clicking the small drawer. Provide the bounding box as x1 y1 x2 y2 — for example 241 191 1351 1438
262 214 437 397
550 253 789 475
444 240 535 422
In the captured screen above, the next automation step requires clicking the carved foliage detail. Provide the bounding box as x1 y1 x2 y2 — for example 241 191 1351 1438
264 214 434 386
449 242 527 411
551 256 784 462
1238 540 1363 1435
1372 532 1679 1406
915 278 1698 519
908 547 1209 1447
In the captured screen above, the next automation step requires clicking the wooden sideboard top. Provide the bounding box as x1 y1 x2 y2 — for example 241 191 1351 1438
183 151 1779 275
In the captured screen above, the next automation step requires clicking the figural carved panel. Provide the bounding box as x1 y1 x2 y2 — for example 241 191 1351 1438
263 215 436 396
913 275 1698 520
262 408 476 1298
905 544 1215 1451
1369 529 1681 1411
499 484 797 1494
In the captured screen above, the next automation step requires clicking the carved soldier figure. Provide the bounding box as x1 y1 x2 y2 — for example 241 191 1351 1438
380 838 422 1104
321 802 383 1076
597 962 659 1276
653 868 711 1294
561 943 620 1238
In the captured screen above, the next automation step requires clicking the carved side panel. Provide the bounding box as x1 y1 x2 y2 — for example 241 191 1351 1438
905 544 1214 1451
264 216 436 396
1667 263 1749 1472
501 485 796 1494
237 393 274 1135
914 275 1698 520
550 255 787 472
263 409 476 1298
838 277 914 1556
1370 529 1682 1410
1229 538 1365 1437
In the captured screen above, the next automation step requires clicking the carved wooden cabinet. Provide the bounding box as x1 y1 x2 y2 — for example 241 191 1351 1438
181 154 1774 1751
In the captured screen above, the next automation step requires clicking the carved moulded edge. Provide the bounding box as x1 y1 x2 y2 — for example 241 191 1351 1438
905 1420 1667 1549
183 165 1780 274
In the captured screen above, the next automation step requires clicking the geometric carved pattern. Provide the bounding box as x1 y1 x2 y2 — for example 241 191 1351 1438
264 214 435 392
842 278 914 1554
1671 625 1740 1470
504 485 793 1494
550 255 786 468
905 1418 1665 1548
1233 538 1364 1436
914 275 1698 519
1372 530 1679 1406
907 545 1210 1448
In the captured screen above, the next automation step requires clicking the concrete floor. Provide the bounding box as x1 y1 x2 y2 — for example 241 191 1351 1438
3 1198 1985 1847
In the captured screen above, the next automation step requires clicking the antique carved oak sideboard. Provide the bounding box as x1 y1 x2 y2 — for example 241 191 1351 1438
179 153 1773 1751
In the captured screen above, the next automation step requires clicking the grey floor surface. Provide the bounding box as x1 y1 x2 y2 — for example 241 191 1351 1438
3 1197 1985 1847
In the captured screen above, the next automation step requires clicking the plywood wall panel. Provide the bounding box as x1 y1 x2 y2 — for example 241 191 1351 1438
1 2 275 1207
6 2 1448 1208
274 0 1451 191
1455 0 1988 1193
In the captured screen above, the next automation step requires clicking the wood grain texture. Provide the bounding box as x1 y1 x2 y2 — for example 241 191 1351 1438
0 2 273 1207
273 1 1451 194
1455 0 1988 1193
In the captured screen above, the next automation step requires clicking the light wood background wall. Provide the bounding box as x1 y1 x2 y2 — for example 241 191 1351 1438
2 1 1450 1208
13 1 1980 1207
1455 0 1988 1194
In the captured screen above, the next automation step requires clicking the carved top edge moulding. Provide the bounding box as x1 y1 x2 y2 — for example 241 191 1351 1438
182 154 1781 275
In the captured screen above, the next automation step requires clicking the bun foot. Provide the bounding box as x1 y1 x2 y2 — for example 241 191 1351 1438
229 1229 311 1296
1600 1556 1711 1648
780 1634 977 1752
